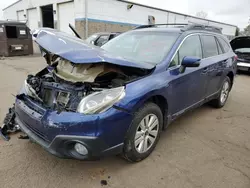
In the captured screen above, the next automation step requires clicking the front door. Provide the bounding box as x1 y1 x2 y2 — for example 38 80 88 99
167 34 208 115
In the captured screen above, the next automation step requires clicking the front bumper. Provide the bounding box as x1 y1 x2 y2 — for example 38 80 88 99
16 116 123 159
237 62 250 72
12 96 132 160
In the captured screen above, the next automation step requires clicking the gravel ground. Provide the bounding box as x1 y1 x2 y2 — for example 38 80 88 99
0 56 250 188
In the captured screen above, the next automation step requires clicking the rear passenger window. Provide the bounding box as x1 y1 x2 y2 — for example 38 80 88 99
218 37 231 53
170 35 202 67
201 35 218 58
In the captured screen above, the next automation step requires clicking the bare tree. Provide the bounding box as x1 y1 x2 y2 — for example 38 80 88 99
195 11 208 19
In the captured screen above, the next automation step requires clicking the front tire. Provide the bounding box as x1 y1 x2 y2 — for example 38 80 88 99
122 103 163 162
210 76 231 108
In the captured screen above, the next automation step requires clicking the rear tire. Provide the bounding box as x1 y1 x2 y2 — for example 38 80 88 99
122 103 163 162
210 76 231 108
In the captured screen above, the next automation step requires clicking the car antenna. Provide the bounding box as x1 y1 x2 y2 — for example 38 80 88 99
69 23 82 39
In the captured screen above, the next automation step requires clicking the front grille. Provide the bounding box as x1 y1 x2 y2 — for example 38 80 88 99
40 82 84 111
16 113 50 144
24 121 50 143
15 100 50 144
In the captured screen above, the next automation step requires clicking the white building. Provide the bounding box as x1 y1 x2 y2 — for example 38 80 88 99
3 0 237 39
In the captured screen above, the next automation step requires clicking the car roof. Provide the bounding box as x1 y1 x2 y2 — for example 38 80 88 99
131 27 182 33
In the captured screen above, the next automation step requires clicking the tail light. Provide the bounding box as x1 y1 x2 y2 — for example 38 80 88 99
234 55 238 62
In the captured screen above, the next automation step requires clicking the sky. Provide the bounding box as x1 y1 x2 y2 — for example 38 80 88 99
131 0 250 29
0 0 249 29
0 0 17 19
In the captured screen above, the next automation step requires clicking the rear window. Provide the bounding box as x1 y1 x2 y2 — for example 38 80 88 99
217 37 231 53
201 35 218 58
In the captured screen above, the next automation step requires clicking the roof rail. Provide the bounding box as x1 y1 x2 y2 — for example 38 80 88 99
182 24 222 34
133 23 223 34
133 23 188 30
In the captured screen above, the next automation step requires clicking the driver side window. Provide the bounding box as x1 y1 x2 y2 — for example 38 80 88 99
170 35 202 67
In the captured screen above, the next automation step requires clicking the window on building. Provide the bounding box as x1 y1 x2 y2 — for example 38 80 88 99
201 35 219 58
170 35 202 67
6 26 17 38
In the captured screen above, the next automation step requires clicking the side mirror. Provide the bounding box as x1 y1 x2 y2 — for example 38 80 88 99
180 56 201 73
181 56 201 67
90 40 95 45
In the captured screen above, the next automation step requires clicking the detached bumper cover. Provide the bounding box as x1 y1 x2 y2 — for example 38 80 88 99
16 116 124 159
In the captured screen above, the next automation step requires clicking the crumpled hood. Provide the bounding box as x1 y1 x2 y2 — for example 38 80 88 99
230 36 250 51
35 28 154 69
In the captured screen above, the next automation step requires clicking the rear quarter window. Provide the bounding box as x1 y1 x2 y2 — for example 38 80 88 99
201 35 219 58
217 37 231 53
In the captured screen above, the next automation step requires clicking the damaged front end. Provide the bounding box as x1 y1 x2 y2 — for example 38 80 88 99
0 29 153 141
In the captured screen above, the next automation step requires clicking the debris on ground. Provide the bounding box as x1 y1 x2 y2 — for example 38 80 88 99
18 134 29 139
0 106 20 141
100 180 108 186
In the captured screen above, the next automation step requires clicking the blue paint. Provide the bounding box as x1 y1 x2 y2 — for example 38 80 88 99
15 27 237 159
35 28 153 69
75 17 140 27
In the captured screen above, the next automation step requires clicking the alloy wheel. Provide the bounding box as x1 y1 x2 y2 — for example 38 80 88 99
134 114 159 153
220 81 230 104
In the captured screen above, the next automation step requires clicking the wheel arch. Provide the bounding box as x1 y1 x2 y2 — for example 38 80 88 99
132 94 169 129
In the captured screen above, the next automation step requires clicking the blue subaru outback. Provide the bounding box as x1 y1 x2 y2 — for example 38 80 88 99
0 24 237 162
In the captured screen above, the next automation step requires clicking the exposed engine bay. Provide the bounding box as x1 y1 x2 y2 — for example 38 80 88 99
0 28 154 141
0 55 151 140
21 55 151 112
235 51 250 61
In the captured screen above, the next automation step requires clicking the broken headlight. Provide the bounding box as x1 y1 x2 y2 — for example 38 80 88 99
77 86 125 114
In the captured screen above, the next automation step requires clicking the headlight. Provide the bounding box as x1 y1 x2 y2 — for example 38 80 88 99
77 86 125 114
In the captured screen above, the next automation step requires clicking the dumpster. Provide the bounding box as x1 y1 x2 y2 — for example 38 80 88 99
0 21 33 57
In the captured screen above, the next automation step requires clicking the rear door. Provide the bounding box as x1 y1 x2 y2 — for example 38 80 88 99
200 35 226 97
168 34 208 114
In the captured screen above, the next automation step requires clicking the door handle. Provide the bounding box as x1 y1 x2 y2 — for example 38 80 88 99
202 67 208 74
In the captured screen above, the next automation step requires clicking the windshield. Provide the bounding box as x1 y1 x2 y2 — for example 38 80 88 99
86 34 98 43
101 31 179 65
235 48 250 53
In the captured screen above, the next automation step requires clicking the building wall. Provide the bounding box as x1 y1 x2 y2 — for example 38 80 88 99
73 0 237 38
75 18 134 38
3 0 237 39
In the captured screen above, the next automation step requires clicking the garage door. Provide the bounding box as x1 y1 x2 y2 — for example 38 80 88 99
17 10 25 21
27 8 38 30
58 2 75 34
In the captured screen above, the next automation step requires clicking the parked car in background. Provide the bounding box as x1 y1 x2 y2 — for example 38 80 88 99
0 24 237 162
86 32 121 46
230 36 250 73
